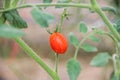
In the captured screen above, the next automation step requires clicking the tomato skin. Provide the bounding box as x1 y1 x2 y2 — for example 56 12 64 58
50 32 68 54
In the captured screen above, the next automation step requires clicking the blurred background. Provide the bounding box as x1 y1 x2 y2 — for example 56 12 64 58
0 0 119 80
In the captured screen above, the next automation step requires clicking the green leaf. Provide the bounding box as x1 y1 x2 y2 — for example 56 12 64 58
4 0 10 9
0 13 6 24
69 33 79 47
81 43 97 52
117 42 120 50
110 72 117 80
43 0 52 3
31 7 55 28
43 0 52 8
114 19 120 32
67 59 81 80
90 52 111 67
89 35 101 42
0 25 25 38
95 29 105 35
11 0 19 7
4 10 27 28
79 22 88 33
101 6 117 14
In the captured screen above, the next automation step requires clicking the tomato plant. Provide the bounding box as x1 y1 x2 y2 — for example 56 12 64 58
0 0 120 80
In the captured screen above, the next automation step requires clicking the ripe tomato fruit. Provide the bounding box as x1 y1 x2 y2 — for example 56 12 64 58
50 32 68 54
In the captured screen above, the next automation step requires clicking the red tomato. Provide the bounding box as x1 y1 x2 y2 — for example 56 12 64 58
50 32 68 54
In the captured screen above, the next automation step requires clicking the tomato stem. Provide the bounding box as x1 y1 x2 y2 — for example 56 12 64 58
46 28 52 34
74 32 94 59
90 0 120 41
0 3 91 12
112 54 120 79
90 0 120 78
14 37 60 80
59 9 67 32
55 53 59 74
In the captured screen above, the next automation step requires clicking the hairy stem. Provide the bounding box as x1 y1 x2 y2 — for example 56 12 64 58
74 32 95 59
90 0 120 79
59 9 67 32
0 3 91 12
55 54 59 74
90 0 120 41
14 37 60 80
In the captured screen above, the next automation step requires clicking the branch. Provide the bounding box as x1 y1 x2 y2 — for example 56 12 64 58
14 37 60 80
0 3 91 12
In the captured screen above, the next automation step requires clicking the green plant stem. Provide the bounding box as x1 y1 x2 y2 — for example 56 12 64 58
112 54 118 78
3 0 11 9
14 37 60 80
90 0 120 79
101 6 117 14
112 54 120 80
105 32 120 54
59 9 65 32
74 32 94 59
55 54 59 74
0 3 91 12
90 0 120 41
